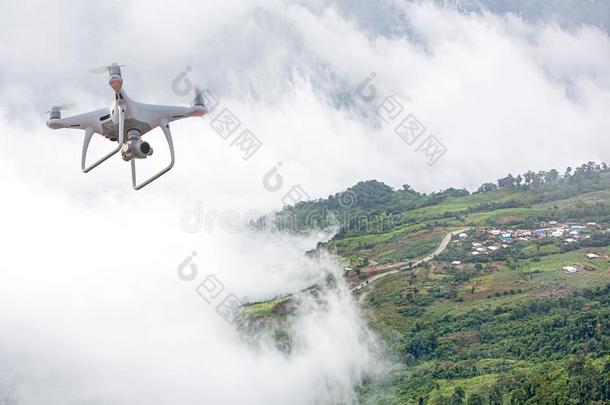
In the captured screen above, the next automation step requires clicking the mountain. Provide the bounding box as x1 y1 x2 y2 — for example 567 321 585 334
246 162 610 404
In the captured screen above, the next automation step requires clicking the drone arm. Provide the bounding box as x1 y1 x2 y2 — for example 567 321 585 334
130 119 175 190
167 105 207 120
81 106 125 173
134 102 206 125
47 108 108 130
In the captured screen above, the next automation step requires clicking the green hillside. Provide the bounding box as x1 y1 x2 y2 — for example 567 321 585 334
249 162 610 404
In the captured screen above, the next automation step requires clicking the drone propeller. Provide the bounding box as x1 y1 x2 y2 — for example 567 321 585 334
44 103 75 114
90 64 126 74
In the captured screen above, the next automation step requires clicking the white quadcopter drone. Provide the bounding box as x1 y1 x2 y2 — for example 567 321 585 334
46 63 207 190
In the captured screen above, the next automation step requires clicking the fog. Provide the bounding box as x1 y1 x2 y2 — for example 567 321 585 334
0 175 384 404
0 0 608 403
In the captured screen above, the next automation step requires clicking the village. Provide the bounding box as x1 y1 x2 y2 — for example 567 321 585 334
448 220 609 272
342 220 610 285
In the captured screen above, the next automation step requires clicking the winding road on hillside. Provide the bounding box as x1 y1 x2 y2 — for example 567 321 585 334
353 227 471 303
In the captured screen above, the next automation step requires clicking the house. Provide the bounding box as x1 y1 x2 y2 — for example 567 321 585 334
586 253 600 259
551 230 564 237
488 246 499 251
472 242 483 247
476 247 486 252
565 238 577 243
451 261 462 265
471 251 480 255
489 229 501 236
515 230 532 237
563 266 578 273
459 233 468 238
549 221 558 225
534 229 547 237
586 222 597 226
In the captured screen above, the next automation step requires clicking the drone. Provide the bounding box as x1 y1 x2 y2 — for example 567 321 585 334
46 63 207 190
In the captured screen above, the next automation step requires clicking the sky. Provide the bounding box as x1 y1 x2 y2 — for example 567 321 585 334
0 0 608 404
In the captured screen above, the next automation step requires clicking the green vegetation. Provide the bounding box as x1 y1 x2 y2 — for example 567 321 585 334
241 296 291 319
361 285 610 404
269 162 610 269
254 162 610 404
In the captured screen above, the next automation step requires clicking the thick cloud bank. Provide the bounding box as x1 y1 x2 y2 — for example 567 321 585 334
1 0 609 199
0 181 382 404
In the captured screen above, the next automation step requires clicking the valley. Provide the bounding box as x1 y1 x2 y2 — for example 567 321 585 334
245 162 610 404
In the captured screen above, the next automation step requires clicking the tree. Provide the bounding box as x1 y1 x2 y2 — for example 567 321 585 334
567 355 600 403
546 169 559 183
497 174 516 189
489 385 503 405
523 170 535 186
532 171 546 186
477 183 498 193
510 388 527 404
515 174 523 188
451 387 465 405
467 392 484 405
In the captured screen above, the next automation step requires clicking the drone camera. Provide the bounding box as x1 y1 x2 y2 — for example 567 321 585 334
121 130 153 161
140 141 151 155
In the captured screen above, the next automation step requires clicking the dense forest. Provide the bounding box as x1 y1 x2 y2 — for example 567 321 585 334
393 285 610 404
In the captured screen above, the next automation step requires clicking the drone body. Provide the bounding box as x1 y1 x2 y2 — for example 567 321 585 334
46 63 206 190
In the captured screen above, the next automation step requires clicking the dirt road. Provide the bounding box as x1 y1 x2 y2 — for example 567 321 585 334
353 227 470 302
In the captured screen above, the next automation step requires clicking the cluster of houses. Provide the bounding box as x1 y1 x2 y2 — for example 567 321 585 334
455 221 599 257
533 221 599 240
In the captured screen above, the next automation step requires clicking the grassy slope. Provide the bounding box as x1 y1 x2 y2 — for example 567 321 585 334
354 187 610 403
246 171 610 403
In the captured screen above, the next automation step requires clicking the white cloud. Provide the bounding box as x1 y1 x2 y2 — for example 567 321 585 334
0 0 609 403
